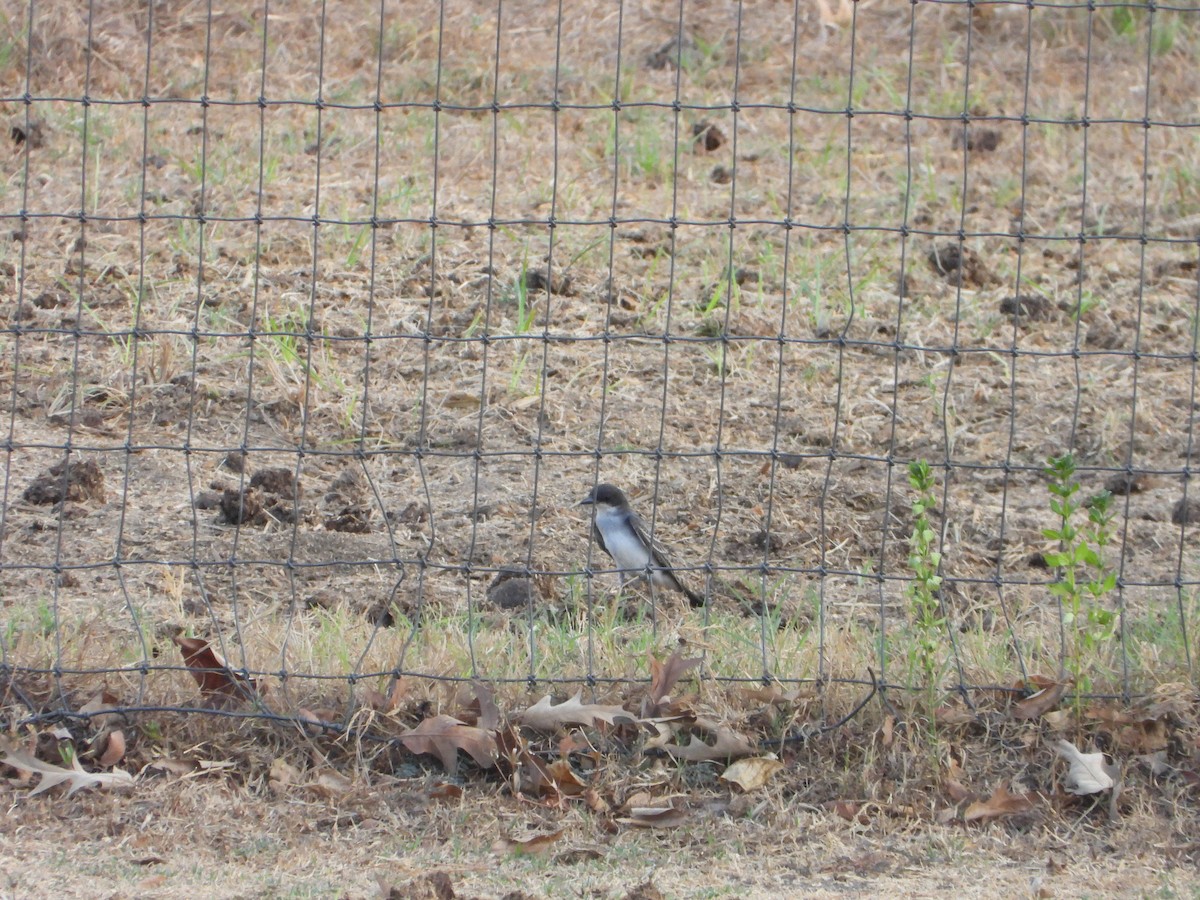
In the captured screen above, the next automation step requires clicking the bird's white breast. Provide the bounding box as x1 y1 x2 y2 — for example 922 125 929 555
595 507 652 571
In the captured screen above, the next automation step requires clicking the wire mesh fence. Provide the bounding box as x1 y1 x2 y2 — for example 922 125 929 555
1 0 1197 737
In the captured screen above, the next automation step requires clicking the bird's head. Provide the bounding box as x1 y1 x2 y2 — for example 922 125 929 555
579 482 628 510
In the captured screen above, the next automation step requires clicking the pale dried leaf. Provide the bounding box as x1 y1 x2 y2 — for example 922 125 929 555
1012 682 1068 720
662 727 755 762
518 691 636 730
96 730 126 768
0 737 134 796
617 806 688 829
400 714 498 775
943 759 972 804
545 759 586 796
720 756 784 792
309 770 353 797
472 680 501 731
1055 740 1116 795
646 651 702 712
964 784 1035 822
269 757 302 786
142 757 197 777
494 830 563 857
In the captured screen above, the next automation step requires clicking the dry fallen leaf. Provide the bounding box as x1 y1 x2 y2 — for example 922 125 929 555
720 756 784 792
472 680 501 731
518 692 637 731
309 770 353 797
1055 739 1117 795
1012 681 1068 720
943 759 972 804
269 757 302 787
545 759 587 796
0 737 134 796
661 726 756 762
644 650 703 716
77 690 121 727
494 830 563 857
935 705 977 726
173 635 260 708
96 730 126 768
964 784 1035 822
400 714 497 776
617 806 688 829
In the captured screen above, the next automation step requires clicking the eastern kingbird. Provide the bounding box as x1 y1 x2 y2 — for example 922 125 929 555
579 482 704 607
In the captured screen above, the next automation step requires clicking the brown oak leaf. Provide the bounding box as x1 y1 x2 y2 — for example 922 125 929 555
400 714 497 776
964 784 1035 822
172 635 260 708
518 692 636 730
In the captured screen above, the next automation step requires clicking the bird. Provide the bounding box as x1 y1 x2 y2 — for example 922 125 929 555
579 482 704 607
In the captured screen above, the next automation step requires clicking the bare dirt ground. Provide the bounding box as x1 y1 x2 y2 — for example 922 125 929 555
1 0 1199 896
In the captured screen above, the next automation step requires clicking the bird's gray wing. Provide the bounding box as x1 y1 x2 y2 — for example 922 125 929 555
630 508 705 606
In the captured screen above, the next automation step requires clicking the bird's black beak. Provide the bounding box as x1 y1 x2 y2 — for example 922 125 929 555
578 495 594 506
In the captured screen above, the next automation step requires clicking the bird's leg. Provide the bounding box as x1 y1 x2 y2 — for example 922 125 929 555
646 570 658 631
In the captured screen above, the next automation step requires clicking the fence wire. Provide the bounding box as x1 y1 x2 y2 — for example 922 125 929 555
1 0 1197 735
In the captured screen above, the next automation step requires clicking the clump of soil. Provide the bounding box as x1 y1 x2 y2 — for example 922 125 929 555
952 126 1001 152
486 567 538 611
323 468 374 534
692 120 726 152
927 242 993 287
219 467 304 526
999 293 1056 321
249 467 301 498
1171 497 1200 526
23 458 105 505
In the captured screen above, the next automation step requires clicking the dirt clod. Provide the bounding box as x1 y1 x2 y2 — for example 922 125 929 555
710 164 732 184
220 487 263 525
953 127 1001 152
999 293 1055 320
250 467 300 497
524 266 572 296
486 568 537 611
1105 472 1147 495
23 459 105 505
645 34 697 70
623 880 665 900
692 120 726 152
384 871 456 900
928 243 993 287
1171 497 1200 526
10 117 46 149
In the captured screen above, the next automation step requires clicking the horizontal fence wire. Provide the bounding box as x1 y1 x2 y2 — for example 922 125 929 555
0 0 1197 738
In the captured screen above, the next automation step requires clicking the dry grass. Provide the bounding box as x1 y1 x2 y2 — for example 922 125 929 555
2 0 1199 895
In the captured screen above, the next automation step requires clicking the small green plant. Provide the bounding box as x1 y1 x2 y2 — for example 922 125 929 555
905 460 945 722
502 251 538 336
1042 454 1118 700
